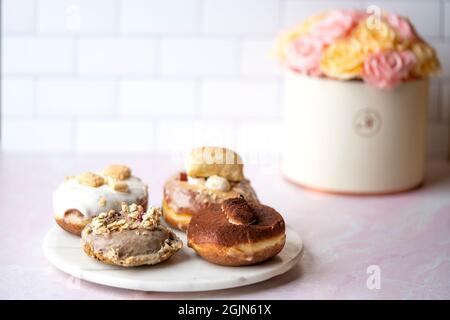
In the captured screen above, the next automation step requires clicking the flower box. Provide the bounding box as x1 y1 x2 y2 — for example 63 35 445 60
282 73 428 194
277 9 440 194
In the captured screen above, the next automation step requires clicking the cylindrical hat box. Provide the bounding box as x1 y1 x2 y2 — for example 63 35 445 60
282 71 429 194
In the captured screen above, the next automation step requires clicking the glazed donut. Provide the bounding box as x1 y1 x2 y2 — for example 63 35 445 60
53 164 148 236
81 203 182 267
162 147 259 231
187 197 286 266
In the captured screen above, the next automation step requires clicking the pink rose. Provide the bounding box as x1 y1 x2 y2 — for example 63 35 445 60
385 13 418 41
310 9 365 44
362 50 417 89
285 35 325 76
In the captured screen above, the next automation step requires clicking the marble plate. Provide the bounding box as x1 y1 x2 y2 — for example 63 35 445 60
43 226 303 292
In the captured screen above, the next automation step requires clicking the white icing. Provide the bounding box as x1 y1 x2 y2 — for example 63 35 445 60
53 173 147 219
187 176 206 186
205 175 230 192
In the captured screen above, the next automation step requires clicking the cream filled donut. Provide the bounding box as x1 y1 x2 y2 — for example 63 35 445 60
162 147 259 231
53 164 148 236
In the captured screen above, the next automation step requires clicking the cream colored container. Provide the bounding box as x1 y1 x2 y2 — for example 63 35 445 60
282 71 429 194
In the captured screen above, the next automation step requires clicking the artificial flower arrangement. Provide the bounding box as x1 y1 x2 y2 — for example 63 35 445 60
277 9 441 89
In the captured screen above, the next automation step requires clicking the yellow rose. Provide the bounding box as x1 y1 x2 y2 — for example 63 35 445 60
409 41 441 76
352 18 397 53
320 38 366 79
276 12 326 61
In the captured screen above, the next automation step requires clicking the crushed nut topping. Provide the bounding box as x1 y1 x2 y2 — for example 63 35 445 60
77 172 105 187
108 180 129 193
88 203 161 235
103 164 131 181
98 196 107 207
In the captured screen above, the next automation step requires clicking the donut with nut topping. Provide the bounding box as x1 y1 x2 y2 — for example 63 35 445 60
81 203 182 267
53 164 148 236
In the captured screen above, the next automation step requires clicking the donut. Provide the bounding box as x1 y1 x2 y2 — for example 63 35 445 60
187 197 286 266
53 164 148 236
162 147 259 231
81 203 182 267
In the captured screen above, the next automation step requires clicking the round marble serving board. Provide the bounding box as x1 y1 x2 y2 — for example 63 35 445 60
43 226 303 292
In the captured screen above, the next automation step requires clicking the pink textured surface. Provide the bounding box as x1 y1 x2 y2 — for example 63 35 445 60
0 154 449 299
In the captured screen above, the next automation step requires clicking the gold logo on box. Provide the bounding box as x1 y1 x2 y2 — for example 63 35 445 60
353 109 382 137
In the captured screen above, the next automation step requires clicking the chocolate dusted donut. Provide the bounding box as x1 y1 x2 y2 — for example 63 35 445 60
162 147 259 231
187 197 286 266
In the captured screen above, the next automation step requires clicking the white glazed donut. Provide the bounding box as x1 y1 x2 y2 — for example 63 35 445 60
53 164 148 236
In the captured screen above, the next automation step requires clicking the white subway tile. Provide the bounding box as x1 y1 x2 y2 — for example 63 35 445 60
202 0 278 35
241 39 281 76
37 79 115 116
282 1 361 28
37 0 116 33
446 1 450 39
428 80 440 120
442 81 450 122
120 0 198 34
2 0 35 33
119 80 196 116
236 121 282 154
155 120 235 153
2 37 75 74
161 38 237 75
78 38 156 74
76 120 154 153
2 78 35 116
200 80 279 118
427 123 449 157
432 43 450 78
1 119 73 152
367 1 441 38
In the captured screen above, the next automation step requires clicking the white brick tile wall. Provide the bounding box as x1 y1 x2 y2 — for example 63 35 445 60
78 38 156 74
1 119 73 152
160 38 237 75
202 0 279 35
241 39 282 76
2 78 35 116
119 80 197 116
366 1 441 38
36 79 115 116
282 1 362 28
2 37 75 74
236 121 283 153
75 120 154 153
37 0 116 34
446 1 450 39
427 123 449 156
120 0 199 34
155 120 236 154
431 42 450 78
200 80 280 118
442 81 450 122
1 0 449 157
2 0 36 33
428 80 440 120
